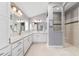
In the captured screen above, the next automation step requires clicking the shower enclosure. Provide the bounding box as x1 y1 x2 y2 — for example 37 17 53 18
48 3 64 47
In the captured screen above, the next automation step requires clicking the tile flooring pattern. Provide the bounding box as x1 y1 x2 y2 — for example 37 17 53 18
26 43 79 56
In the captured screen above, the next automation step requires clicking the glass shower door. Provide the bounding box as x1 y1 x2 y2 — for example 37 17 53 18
49 6 63 47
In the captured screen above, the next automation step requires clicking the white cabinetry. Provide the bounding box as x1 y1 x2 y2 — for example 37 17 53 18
10 34 33 56
28 35 32 45
23 36 30 55
0 45 11 56
23 34 32 55
12 40 23 56
33 33 47 43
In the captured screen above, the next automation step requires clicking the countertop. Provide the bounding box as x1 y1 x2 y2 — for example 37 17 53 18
10 31 48 43
33 31 48 34
10 31 33 43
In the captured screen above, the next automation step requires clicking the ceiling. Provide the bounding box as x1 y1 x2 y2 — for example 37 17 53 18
14 2 64 18
15 2 48 18
64 2 78 11
48 2 63 12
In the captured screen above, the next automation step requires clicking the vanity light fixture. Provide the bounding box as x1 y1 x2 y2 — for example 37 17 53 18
16 19 24 23
33 19 42 23
56 7 60 10
11 6 23 17
12 6 17 12
18 10 23 16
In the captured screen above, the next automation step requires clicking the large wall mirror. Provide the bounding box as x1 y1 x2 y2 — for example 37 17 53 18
10 3 29 35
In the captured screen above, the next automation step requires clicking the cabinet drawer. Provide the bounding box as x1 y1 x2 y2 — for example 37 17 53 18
12 40 23 56
24 37 30 54
33 33 47 42
28 35 32 45
0 45 11 56
12 40 23 50
12 46 23 56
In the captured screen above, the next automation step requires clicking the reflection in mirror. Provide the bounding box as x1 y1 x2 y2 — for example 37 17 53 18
10 3 29 35
21 22 25 32
37 22 47 31
33 22 47 32
10 13 26 35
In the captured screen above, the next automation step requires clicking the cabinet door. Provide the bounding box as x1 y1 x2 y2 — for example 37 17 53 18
28 35 32 45
0 45 11 56
33 33 47 43
42 33 47 42
37 33 45 42
33 33 40 42
12 45 23 56
12 40 23 56
23 37 30 54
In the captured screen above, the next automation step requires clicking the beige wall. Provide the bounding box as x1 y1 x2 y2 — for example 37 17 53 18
65 3 79 47
65 24 74 45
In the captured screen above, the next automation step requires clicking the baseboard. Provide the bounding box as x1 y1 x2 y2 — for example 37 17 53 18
48 45 64 48
32 42 47 44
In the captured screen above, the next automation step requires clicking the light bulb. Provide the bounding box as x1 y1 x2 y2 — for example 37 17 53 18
12 7 16 12
56 7 60 10
18 10 22 16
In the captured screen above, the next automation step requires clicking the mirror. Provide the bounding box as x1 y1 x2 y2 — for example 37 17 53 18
10 3 29 35
33 22 47 32
10 13 28 35
37 22 47 31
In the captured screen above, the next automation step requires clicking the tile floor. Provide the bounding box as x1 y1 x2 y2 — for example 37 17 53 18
26 43 79 56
